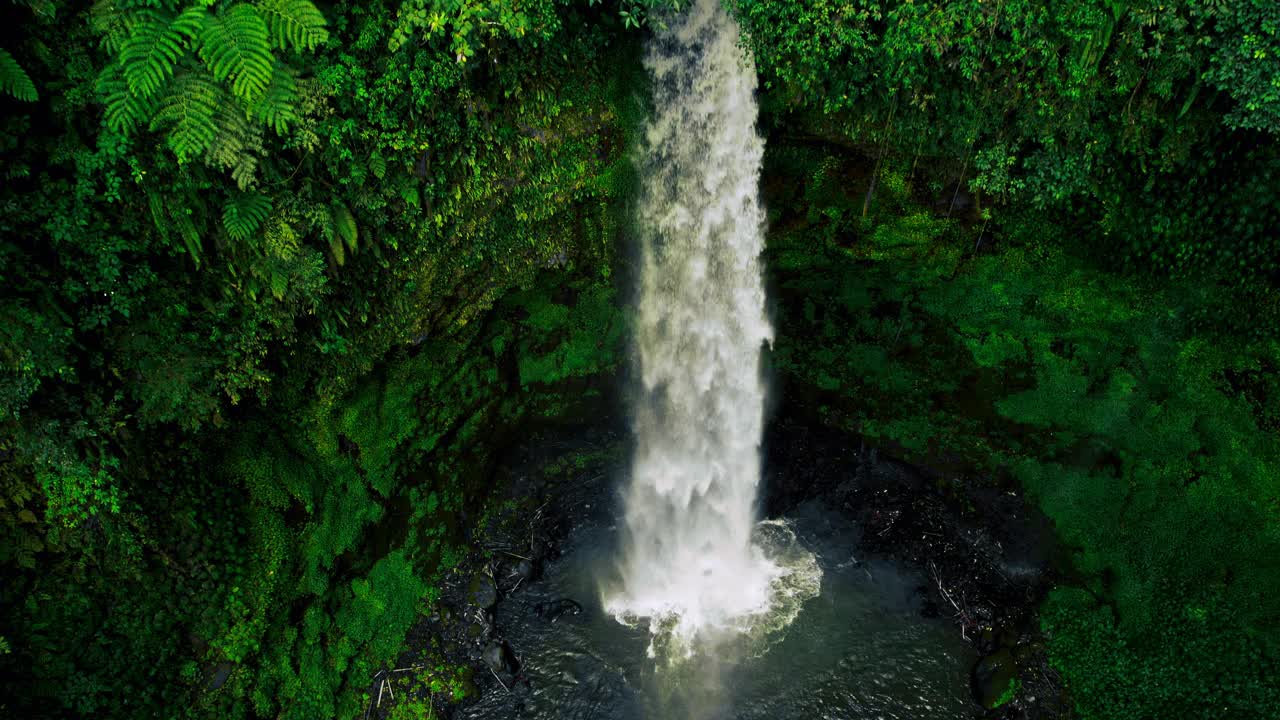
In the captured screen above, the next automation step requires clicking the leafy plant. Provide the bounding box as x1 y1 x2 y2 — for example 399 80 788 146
0 48 37 101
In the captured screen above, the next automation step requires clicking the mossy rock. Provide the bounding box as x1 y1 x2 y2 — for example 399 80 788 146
468 572 498 610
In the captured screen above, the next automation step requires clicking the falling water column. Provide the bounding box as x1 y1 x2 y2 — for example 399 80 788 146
607 0 792 654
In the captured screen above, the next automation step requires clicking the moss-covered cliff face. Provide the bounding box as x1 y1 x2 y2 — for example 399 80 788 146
759 140 1280 719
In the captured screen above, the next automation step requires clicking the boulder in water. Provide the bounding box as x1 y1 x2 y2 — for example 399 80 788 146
515 558 536 582
482 640 517 675
972 648 1019 709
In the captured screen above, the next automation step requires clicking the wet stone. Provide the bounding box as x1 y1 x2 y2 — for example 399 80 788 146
534 598 583 622
972 648 1019 709
469 572 498 610
482 640 516 675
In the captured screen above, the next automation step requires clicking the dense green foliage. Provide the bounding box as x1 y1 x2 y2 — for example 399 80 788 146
764 146 1279 718
737 3 1280 715
1 0 639 716
741 0 1280 295
2 0 1277 718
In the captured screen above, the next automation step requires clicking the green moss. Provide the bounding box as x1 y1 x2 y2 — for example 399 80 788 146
992 677 1020 709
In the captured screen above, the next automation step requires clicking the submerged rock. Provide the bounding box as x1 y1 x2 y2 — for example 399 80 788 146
972 648 1019 709
534 598 583 622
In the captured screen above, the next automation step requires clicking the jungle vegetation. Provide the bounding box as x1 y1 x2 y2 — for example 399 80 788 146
1 1 1276 718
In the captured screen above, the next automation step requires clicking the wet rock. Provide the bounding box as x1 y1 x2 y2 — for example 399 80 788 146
1013 640 1045 663
469 572 498 610
515 558 536 582
482 640 517 675
530 533 555 562
433 604 454 624
972 648 1019 709
534 598 583 622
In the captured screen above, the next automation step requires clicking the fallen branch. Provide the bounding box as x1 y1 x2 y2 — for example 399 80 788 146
488 665 511 693
929 562 954 607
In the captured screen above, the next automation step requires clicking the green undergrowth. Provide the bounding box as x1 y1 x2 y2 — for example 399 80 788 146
231 268 623 719
0 265 625 719
765 143 1280 719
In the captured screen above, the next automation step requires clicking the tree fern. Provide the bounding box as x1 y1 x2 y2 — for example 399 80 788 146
0 48 37 101
253 61 298 134
200 4 273 101
224 193 273 242
258 0 329 52
150 70 221 161
119 7 205 98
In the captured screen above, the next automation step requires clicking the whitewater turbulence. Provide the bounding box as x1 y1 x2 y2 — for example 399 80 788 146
606 0 819 658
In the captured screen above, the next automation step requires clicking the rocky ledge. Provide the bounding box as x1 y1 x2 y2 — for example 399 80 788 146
371 412 1071 719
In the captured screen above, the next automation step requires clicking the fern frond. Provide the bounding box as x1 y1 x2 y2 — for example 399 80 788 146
23 0 56 21
223 193 273 242
1 48 38 102
270 269 288 299
332 202 357 252
97 64 154 132
263 212 300 260
119 7 205 98
314 205 344 266
175 208 202 267
252 61 298 134
204 99 265 188
328 232 345 266
89 0 129 55
146 190 171 243
258 0 329 52
150 71 221 161
369 152 386 180
200 5 273 102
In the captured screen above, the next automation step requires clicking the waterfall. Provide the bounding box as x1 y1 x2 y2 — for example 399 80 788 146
606 0 818 658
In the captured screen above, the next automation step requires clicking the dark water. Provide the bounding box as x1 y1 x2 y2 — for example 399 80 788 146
459 498 978 720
